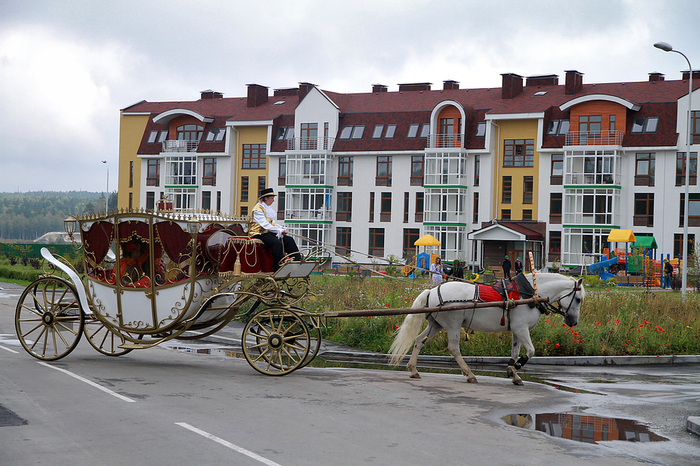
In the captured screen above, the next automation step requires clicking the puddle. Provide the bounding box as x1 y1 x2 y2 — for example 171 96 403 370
503 413 668 444
162 343 245 360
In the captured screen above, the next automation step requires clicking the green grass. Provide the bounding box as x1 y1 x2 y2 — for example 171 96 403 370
305 275 700 357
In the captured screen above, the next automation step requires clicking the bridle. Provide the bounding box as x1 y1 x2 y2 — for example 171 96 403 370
543 281 581 319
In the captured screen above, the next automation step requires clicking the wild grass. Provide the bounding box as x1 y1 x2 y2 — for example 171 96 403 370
306 275 700 357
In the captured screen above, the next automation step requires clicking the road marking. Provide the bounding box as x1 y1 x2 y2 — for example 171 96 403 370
183 330 240 343
176 422 283 466
37 362 136 403
0 345 19 354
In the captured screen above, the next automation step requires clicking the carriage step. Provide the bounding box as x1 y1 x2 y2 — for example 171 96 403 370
119 343 155 350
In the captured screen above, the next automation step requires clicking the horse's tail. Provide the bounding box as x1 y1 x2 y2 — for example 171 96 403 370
388 289 430 365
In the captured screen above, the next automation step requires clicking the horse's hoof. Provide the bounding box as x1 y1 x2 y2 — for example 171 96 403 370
512 378 524 386
506 366 515 378
467 376 478 383
409 373 421 379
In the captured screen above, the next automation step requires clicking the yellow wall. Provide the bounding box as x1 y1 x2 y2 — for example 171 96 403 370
117 113 149 210
234 126 270 216
492 119 539 220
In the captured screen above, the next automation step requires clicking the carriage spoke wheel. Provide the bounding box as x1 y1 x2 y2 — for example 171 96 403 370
15 276 84 361
242 308 310 376
83 317 137 356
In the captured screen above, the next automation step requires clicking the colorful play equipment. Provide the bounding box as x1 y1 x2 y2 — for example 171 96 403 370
412 234 441 277
588 256 619 280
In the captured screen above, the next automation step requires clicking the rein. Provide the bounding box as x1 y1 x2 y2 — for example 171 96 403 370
542 282 580 318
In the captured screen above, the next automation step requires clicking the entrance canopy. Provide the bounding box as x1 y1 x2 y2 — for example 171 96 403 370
633 236 658 249
607 229 635 243
414 234 441 247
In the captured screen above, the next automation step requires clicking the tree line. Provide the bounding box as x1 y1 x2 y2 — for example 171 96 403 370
0 191 118 240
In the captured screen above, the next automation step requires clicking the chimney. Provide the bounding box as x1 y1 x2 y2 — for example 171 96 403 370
443 80 460 90
246 84 269 107
526 74 558 87
398 82 432 92
372 84 388 93
681 70 700 81
200 89 224 99
501 73 523 99
565 70 583 95
648 72 665 82
299 82 315 101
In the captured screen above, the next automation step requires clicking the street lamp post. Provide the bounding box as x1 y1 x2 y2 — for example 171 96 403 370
654 41 693 299
102 160 109 216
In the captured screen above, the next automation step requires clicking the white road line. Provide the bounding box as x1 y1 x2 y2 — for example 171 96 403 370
0 345 19 354
176 422 283 466
184 330 240 343
37 362 136 403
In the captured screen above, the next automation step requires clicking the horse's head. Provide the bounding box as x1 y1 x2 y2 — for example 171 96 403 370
559 277 585 327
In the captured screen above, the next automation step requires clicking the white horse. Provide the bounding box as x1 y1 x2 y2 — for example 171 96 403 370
389 273 585 385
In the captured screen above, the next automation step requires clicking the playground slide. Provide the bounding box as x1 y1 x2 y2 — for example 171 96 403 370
589 256 619 276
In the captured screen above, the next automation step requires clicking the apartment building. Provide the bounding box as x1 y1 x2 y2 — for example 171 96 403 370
118 71 699 270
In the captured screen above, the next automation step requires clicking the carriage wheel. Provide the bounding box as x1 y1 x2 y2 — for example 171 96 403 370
15 276 84 361
242 308 310 376
299 317 322 368
83 317 135 356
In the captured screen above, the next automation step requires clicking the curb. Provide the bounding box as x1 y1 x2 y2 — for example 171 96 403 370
688 417 700 437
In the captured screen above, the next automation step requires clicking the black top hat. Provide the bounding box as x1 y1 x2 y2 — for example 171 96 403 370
259 187 276 199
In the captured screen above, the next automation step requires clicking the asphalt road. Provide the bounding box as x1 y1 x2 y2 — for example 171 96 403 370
1 280 699 466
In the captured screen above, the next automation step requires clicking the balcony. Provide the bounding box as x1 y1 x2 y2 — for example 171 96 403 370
162 140 199 152
428 133 463 149
146 177 160 187
565 130 623 146
287 137 335 151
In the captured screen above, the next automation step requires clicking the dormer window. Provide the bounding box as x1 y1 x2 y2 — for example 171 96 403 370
420 124 430 138
205 128 226 142
275 126 294 140
407 124 420 138
476 122 486 137
339 125 365 140
148 130 169 144
385 124 396 139
372 125 384 139
547 120 570 136
631 117 659 133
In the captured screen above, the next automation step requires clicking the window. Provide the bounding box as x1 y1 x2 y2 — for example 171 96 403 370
523 176 533 204
503 139 534 167
473 192 479 223
550 193 562 224
337 156 353 186
372 125 384 139
635 153 655 186
242 144 266 169
380 192 392 222
407 124 420 138
167 187 196 211
403 229 420 257
129 193 133 210
674 233 696 258
300 123 318 149
148 130 159 143
166 156 197 185
502 209 511 220
385 124 396 139
475 122 486 137
676 152 698 186
692 111 700 143
411 156 424 186
404 192 409 223
474 155 480 186
522 209 532 221
634 193 654 227
369 192 375 222
547 120 570 136
205 128 226 142
202 191 211 211
609 115 616 133
680 193 700 227
502 176 512 203
147 159 160 186
258 176 266 198
278 156 286 185
376 156 392 186
241 206 248 217
579 115 601 133
415 192 424 222
339 125 364 139
336 192 352 221
157 130 168 143
369 228 385 257
275 126 294 141
277 192 285 220
203 158 216 185
146 192 155 210
551 154 563 185
336 227 351 256
241 176 249 202
217 191 221 212
177 124 203 141
129 161 133 188
549 231 561 262
420 123 430 138
631 117 659 134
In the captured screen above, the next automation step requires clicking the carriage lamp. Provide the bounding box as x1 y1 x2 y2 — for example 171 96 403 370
187 221 202 235
64 215 78 241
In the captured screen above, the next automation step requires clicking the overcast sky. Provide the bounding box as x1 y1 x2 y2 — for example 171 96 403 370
1 0 699 193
